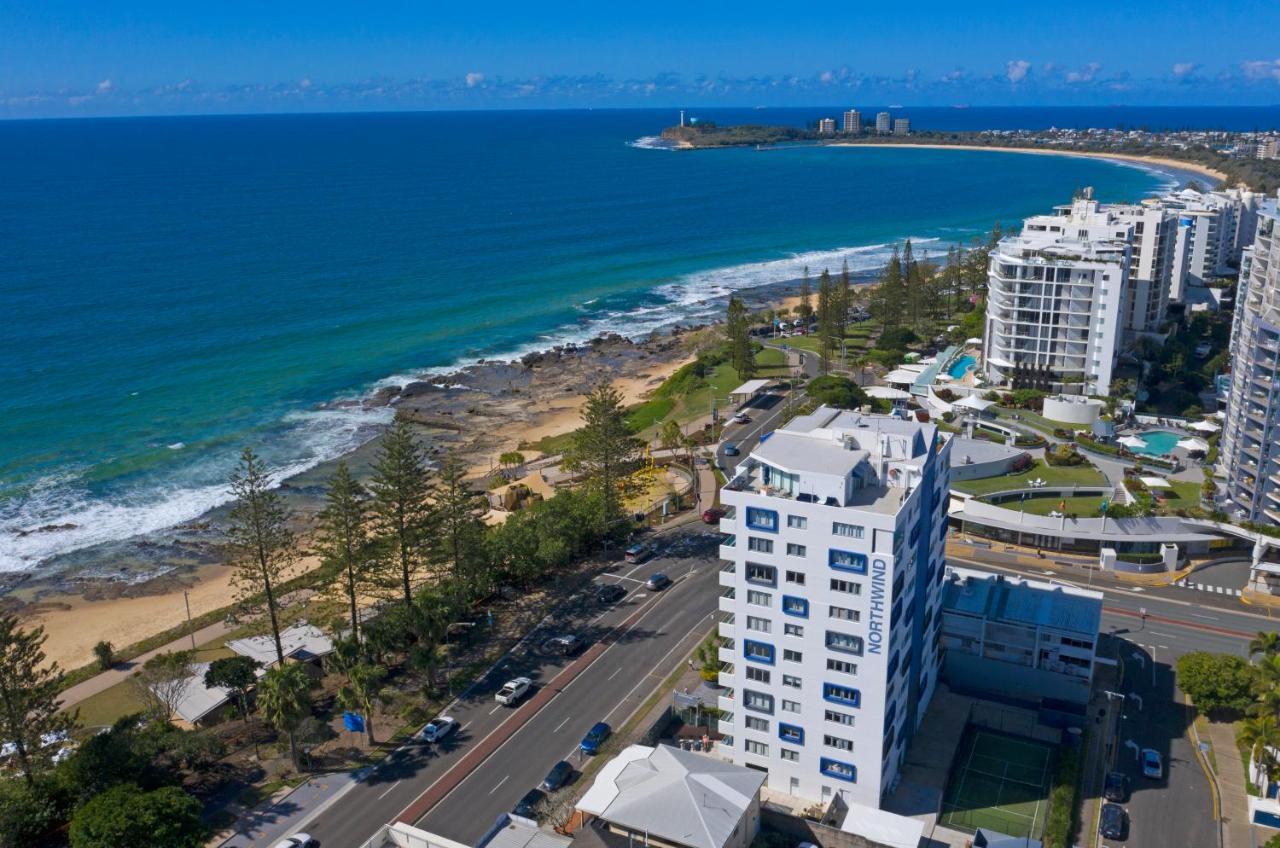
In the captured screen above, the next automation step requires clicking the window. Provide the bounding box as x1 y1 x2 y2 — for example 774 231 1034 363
826 631 864 656
746 615 772 633
785 570 806 585
1061 636 1094 650
782 596 809 618
779 723 805 744
786 543 807 557
745 716 769 732
780 748 800 762
746 562 777 586
886 653 899 679
828 605 860 622
743 690 774 714
784 623 804 637
744 639 775 665
747 590 772 607
832 522 864 539
830 578 862 596
783 649 803 663
781 699 801 714
824 709 856 727
746 507 779 533
829 549 868 574
748 537 774 554
820 758 857 783
745 666 771 684
823 683 860 707
823 734 854 752
744 740 769 756
787 515 808 529
826 658 857 675
782 674 802 689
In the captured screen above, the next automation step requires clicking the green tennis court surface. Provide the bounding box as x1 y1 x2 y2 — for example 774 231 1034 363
939 727 1055 839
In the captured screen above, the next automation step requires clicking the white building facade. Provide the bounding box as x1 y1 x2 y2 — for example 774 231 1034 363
715 408 951 810
842 110 861 134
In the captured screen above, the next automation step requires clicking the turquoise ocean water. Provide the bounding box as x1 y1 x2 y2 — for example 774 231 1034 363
0 109 1176 572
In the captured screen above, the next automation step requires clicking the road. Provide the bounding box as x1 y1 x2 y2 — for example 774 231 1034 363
715 390 794 472
281 528 724 848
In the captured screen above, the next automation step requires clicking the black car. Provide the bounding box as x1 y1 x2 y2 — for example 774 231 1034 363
540 760 573 792
1099 802 1127 840
1103 771 1130 802
513 788 546 819
596 584 627 604
542 635 585 656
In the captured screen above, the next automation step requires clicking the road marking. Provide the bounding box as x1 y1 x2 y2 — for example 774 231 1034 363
607 667 622 680
553 715 572 733
488 775 509 795
604 612 715 723
1158 644 1169 649
1128 587 1145 592
1191 613 1220 621
1148 631 1175 638
489 704 503 715
377 779 402 800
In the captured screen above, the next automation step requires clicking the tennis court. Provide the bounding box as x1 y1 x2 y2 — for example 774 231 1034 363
938 726 1055 839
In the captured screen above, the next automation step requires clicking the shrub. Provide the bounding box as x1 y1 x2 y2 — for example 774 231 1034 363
1176 652 1256 715
806 375 868 410
1044 444 1084 467
93 640 115 671
69 783 206 848
1042 746 1080 848
878 327 918 351
1010 388 1047 411
934 387 956 401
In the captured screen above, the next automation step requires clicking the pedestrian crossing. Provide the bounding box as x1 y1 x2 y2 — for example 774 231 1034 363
1174 579 1242 596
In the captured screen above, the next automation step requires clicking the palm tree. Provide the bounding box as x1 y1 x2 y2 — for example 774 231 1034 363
326 637 386 745
258 663 312 770
1257 654 1280 692
1240 715 1280 791
1251 631 1280 660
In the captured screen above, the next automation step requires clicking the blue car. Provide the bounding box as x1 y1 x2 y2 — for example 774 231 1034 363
580 721 611 755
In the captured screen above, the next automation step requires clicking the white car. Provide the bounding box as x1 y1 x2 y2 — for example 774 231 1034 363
495 676 532 706
273 835 317 848
417 715 458 743
732 412 751 424
1141 747 1163 779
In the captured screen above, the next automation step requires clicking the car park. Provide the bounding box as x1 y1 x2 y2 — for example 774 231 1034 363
542 635 584 656
513 788 545 819
595 584 627 604
1141 748 1163 779
495 677 532 706
645 573 671 591
417 715 458 744
701 507 725 524
1103 771 1129 802
723 443 739 456
541 760 573 792
273 835 317 848
580 721 611 754
1099 803 1127 840
624 542 655 563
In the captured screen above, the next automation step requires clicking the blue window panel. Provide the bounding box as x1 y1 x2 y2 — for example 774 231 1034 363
745 507 779 533
939 520 950 541
820 757 857 783
782 596 809 618
778 723 804 744
825 630 864 656
829 549 867 574
743 639 775 666
884 701 897 732
822 683 861 707
745 562 777 587
885 652 899 679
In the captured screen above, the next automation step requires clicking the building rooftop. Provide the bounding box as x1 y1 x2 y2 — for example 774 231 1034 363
227 623 335 667
753 432 867 479
942 565 1102 636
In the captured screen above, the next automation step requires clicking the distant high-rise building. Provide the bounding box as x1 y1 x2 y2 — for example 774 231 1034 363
842 109 861 134
893 118 910 136
817 118 836 135
1258 138 1279 160
876 112 891 134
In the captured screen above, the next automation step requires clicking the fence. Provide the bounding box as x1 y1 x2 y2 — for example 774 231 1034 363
968 700 1064 746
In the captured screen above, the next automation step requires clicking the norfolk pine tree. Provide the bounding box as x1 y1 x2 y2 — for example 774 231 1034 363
432 453 491 603
227 447 296 665
0 614 75 786
725 296 755 379
369 419 434 610
315 460 371 645
569 383 641 520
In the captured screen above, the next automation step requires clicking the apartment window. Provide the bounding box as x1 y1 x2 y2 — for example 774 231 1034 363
743 690 774 715
744 639 775 665
746 562 776 586
886 653 899 679
832 522 864 539
823 683 861 707
746 616 772 633
779 723 805 744
828 605 860 622
780 748 800 762
747 590 772 607
786 543 807 557
782 596 809 618
748 537 774 554
823 734 854 752
830 578 862 596
745 666 771 684
829 549 868 575
783 649 803 663
826 658 858 675
820 758 857 783
784 623 804 637
785 570 806 585
826 630 864 656
745 716 769 732
782 674 802 689
744 740 769 756
824 709 856 727
781 699 801 714
745 507 779 533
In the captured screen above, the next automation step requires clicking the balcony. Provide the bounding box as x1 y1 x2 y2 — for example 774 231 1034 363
719 536 737 560
718 639 736 665
718 691 736 712
719 614 736 639
719 589 736 614
718 714 735 736
719 562 737 588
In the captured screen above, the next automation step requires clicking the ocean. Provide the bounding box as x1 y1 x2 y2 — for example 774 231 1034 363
0 108 1195 573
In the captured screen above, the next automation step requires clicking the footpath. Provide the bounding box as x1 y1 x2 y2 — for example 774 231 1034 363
1202 717 1256 848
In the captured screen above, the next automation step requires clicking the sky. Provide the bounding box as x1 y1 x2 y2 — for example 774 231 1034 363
3 1 1280 118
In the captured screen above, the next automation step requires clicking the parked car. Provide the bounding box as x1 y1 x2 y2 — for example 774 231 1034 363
1099 802 1127 840
624 542 655 563
595 583 627 604
701 507 725 524
580 722 611 755
1103 771 1129 802
541 760 573 792
416 715 458 744
1141 748 1163 779
732 412 751 424
513 788 545 819
495 677 532 706
722 443 739 457
542 635 584 656
272 836 317 848
645 573 672 591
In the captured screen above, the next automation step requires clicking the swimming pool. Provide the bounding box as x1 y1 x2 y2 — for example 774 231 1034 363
1129 430 1181 456
947 354 977 379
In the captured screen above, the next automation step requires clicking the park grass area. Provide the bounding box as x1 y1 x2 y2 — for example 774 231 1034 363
951 458 1107 497
1017 494 1109 517
993 407 1093 434
939 727 1055 840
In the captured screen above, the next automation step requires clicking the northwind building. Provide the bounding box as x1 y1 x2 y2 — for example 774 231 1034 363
715 408 951 810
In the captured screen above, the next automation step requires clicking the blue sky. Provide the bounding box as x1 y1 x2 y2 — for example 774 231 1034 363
3 1 1280 117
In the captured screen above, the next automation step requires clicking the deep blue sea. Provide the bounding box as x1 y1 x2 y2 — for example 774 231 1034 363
0 107 1220 572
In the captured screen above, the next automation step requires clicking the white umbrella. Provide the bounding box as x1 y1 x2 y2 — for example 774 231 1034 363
954 394 995 411
1177 437 1210 453
1189 420 1220 433
866 386 911 400
1140 476 1173 489
883 369 918 385
1118 435 1147 449
965 337 983 345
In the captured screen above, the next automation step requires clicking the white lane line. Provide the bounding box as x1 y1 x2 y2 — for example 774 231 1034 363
1158 644 1169 649
489 704 503 715
1191 613 1220 621
1148 631 1175 638
488 775 509 795
604 612 716 724
553 715 572 733
376 779 402 800
608 667 622 680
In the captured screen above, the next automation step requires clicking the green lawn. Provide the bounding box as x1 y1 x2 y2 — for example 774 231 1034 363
951 458 1107 497
992 407 1094 434
1017 494 1109 517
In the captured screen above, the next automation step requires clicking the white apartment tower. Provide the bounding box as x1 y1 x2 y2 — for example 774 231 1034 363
983 191 1132 397
875 112 891 134
1221 194 1280 522
817 118 837 135
842 110 862 134
715 408 951 810
1163 189 1246 302
893 118 910 136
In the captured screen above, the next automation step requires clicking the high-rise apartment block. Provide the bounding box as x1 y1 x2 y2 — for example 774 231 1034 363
715 408 951 810
876 112 891 134
893 118 910 136
817 118 836 135
842 110 861 134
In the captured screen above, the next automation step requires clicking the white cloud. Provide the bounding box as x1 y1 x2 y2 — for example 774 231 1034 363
1171 62 1198 78
1065 62 1102 84
299 77 313 89
465 71 485 88
1242 59 1280 83
1006 59 1031 84
96 79 112 94
819 70 834 84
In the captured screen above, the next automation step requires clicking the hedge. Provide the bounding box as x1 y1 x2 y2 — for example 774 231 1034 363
1043 746 1081 848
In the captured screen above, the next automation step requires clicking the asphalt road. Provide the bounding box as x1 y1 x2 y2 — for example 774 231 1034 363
295 527 724 848
715 390 794 472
